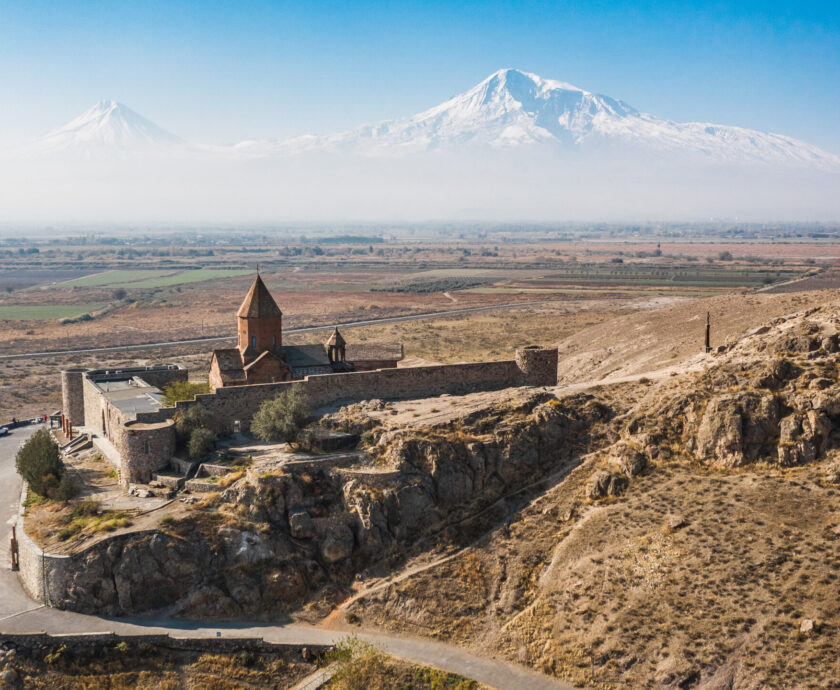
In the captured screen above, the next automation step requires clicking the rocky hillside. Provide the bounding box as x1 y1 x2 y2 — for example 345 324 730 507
56 387 618 618
46 296 840 688
555 289 833 384
343 301 840 688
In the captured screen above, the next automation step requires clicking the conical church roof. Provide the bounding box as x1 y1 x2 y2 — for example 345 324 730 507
237 275 283 319
326 327 346 347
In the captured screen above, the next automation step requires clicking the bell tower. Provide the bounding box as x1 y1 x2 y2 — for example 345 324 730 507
325 327 346 363
237 274 283 363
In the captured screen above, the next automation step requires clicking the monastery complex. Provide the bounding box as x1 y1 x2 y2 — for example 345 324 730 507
59 276 559 492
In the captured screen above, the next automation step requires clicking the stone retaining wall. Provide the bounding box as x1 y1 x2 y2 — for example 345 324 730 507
74 349 559 495
137 354 552 433
0 632 331 657
15 484 160 608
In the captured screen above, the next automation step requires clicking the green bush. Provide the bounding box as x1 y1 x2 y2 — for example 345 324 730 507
188 427 216 460
251 387 310 444
163 380 211 406
54 473 78 502
16 429 65 497
174 404 212 443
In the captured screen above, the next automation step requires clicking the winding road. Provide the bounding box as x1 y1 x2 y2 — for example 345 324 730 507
0 424 575 689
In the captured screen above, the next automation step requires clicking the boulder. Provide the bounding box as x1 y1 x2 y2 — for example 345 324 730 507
821 334 839 353
608 441 648 478
777 412 831 466
320 524 355 563
289 510 315 539
585 469 627 500
694 393 779 467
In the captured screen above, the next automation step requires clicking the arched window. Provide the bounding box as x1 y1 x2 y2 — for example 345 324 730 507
251 335 257 349
143 439 151 455
272 335 276 346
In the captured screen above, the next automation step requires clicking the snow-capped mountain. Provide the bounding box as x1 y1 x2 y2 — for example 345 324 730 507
239 69 840 168
15 69 840 171
28 100 183 155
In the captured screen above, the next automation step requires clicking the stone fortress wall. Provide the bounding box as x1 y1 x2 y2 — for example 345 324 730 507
63 348 559 489
61 365 187 487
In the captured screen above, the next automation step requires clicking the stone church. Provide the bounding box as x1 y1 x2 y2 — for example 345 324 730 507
208 274 403 389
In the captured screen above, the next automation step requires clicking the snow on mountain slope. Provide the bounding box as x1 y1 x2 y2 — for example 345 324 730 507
15 70 840 171
28 100 184 155
239 69 840 168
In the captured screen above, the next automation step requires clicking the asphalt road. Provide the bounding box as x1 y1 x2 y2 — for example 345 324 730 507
0 300 553 361
0 424 43 619
0 423 575 690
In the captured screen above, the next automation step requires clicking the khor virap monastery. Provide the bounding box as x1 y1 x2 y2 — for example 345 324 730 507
60 275 559 491
208 274 403 387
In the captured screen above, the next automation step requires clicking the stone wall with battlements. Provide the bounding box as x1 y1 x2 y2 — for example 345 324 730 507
60 369 86 427
114 419 177 487
135 349 559 435
65 350 559 491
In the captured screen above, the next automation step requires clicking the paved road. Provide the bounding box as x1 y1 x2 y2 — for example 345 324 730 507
0 424 42 619
0 424 574 689
0 300 555 361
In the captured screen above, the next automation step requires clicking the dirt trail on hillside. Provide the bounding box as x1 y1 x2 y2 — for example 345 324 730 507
554 289 837 384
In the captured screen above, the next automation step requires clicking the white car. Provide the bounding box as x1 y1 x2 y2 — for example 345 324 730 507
0 427 9 437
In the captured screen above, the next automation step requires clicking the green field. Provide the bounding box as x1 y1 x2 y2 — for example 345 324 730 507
60 268 252 289
126 268 252 288
466 286 714 297
60 270 175 287
0 303 105 320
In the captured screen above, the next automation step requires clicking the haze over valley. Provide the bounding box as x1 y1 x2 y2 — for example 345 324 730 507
3 69 838 223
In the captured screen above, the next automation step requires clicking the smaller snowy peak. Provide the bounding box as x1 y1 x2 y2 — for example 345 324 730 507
29 100 183 155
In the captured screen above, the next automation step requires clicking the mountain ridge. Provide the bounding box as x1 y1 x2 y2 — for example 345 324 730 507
16 68 840 171
26 100 184 155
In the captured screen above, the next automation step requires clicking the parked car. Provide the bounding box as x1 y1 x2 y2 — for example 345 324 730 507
0 427 9 437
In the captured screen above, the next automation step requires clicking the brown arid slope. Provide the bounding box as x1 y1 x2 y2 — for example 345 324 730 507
338 297 840 688
23 290 840 687
555 289 833 384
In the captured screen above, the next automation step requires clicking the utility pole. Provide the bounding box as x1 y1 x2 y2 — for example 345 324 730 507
704 312 712 353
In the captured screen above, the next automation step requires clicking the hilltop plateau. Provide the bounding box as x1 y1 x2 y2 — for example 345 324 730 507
336 297 840 688
24 286 840 688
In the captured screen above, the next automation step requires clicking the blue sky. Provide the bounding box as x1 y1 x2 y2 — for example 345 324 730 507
0 0 838 151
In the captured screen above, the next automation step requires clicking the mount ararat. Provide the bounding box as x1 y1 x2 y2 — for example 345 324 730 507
21 69 840 169
3 69 838 221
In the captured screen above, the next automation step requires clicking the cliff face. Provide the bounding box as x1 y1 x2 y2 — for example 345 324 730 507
344 305 840 689
53 390 616 617
45 302 840 688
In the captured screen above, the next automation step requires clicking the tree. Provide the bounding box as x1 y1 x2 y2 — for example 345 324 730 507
188 427 216 460
163 381 211 406
251 387 310 444
718 251 734 261
16 429 65 497
174 404 212 443
112 288 127 300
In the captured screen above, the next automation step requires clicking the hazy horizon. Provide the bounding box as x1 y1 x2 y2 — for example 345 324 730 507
0 2 837 223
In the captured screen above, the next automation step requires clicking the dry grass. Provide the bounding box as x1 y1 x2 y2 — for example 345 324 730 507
347 454 840 687
6 638 318 690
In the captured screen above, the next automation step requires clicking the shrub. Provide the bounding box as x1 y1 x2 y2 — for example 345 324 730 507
163 381 211 406
188 427 216 460
327 636 388 689
251 387 310 444
16 429 65 497
174 404 212 443
54 473 78 502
